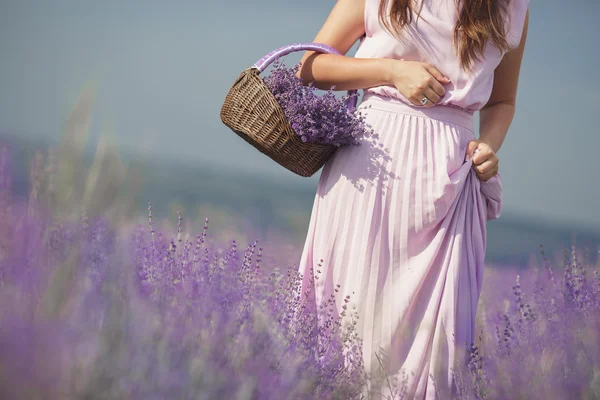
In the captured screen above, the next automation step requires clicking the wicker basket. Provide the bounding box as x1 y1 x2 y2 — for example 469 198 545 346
220 43 358 177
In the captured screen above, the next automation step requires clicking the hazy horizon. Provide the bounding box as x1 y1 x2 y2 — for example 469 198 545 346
1 0 599 230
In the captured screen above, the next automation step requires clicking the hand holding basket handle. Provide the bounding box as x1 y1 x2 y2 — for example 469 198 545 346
220 43 361 177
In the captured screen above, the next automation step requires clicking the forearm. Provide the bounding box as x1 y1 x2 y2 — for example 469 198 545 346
478 102 516 153
297 53 392 91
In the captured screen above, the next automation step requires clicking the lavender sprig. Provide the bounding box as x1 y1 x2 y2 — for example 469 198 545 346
263 60 374 147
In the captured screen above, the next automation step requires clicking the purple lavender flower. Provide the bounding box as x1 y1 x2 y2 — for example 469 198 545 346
2 143 600 400
263 60 374 147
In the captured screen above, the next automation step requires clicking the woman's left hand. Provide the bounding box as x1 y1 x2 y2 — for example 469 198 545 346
465 140 499 182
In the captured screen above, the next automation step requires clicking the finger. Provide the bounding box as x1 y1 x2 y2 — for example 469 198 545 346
424 64 450 84
423 87 441 105
477 166 498 182
414 94 434 108
465 140 479 160
472 146 493 165
411 91 433 107
475 165 498 182
473 158 495 174
429 79 447 98
408 95 424 107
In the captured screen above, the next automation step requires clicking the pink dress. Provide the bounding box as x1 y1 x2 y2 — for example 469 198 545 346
297 0 529 398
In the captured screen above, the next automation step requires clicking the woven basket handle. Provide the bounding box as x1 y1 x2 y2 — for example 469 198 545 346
252 43 359 112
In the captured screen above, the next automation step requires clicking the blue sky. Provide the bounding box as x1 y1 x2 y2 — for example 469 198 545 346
0 0 599 229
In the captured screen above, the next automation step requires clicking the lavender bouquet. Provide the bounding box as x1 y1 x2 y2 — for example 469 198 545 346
263 60 375 147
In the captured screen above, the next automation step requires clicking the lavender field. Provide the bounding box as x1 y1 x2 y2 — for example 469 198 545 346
1 92 600 399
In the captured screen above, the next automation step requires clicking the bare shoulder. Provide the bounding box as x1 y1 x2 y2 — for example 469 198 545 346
506 0 530 50
306 0 366 55
484 8 529 108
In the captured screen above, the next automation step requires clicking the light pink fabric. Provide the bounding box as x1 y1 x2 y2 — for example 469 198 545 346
355 0 530 111
297 1 528 398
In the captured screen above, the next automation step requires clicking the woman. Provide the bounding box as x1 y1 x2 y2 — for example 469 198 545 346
296 0 529 398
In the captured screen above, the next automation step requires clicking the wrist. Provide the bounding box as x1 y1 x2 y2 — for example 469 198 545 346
379 58 397 86
479 135 501 153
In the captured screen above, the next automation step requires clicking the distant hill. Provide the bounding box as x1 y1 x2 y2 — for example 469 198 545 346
2 133 598 267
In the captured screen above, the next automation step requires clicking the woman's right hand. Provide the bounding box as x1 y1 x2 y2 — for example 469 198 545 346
384 60 451 107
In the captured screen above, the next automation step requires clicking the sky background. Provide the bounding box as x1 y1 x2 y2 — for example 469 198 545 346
0 0 599 229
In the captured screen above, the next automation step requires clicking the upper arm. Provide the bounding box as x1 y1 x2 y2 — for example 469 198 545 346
484 9 529 108
299 0 366 66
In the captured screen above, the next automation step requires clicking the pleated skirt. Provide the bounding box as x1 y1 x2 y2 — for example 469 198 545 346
297 93 503 399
